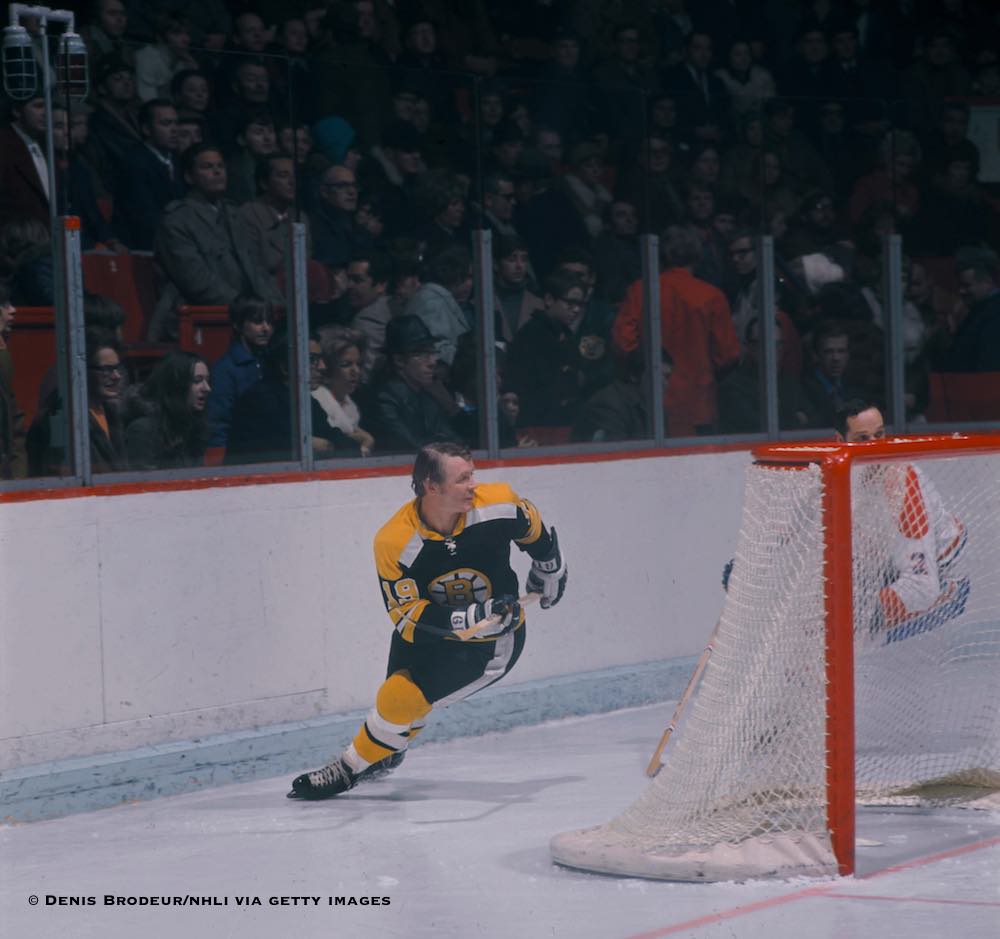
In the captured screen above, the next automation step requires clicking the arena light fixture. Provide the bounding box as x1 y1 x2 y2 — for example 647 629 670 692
1 24 35 100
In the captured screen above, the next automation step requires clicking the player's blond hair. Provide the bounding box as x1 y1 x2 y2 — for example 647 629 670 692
411 441 472 496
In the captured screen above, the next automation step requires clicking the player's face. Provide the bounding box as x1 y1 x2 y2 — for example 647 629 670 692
432 456 476 514
842 407 885 442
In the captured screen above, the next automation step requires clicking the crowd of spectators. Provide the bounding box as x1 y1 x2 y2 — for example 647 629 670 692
2 0 1000 475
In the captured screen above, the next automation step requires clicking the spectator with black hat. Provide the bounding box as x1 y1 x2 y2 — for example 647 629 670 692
361 315 462 454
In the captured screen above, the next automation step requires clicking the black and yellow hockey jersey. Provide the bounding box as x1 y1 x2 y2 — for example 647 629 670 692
374 482 553 643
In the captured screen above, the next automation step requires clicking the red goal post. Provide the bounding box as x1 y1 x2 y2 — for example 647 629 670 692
551 432 1000 882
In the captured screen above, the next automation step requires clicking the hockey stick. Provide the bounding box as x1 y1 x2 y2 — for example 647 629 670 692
453 593 540 641
645 619 721 778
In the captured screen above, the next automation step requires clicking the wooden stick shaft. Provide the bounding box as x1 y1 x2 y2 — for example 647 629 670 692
453 593 539 641
645 623 720 777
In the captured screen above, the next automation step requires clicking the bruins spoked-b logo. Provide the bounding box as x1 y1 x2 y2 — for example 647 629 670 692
429 569 492 607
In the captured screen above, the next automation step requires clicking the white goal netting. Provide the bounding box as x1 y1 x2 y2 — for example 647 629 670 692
551 447 1000 882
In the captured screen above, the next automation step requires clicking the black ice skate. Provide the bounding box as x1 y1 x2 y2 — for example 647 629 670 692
362 750 406 780
287 751 405 800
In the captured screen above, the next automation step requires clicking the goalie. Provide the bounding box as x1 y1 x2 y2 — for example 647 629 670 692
834 400 968 634
288 440 567 800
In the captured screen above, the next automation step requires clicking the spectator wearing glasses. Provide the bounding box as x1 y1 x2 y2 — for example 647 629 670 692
27 327 128 476
504 269 590 428
362 315 462 454
80 332 129 473
312 164 369 268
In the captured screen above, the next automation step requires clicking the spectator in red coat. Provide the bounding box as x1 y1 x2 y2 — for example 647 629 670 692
612 225 740 436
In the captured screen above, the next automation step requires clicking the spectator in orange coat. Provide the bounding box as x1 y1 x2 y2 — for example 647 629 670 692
612 225 740 436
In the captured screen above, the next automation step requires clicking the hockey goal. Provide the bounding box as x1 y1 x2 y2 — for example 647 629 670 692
551 434 1000 881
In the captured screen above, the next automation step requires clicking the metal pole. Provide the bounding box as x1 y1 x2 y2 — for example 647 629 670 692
639 233 664 444
62 216 89 481
287 221 312 470
758 235 779 438
472 228 499 456
883 234 906 433
38 18 59 232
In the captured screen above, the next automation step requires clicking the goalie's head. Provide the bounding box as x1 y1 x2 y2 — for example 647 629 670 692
834 398 885 442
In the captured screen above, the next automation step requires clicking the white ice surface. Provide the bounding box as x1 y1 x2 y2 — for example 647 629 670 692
2 705 999 939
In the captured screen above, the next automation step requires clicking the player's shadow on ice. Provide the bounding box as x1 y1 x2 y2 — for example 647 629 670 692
343 774 584 822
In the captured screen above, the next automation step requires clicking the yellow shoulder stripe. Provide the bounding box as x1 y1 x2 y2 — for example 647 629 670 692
374 501 421 580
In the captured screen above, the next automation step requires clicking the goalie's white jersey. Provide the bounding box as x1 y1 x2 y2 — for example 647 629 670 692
873 464 966 625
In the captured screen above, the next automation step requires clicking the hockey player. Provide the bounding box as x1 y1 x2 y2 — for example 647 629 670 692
834 400 967 632
288 440 567 799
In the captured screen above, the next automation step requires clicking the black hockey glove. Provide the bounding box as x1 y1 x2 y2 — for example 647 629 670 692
526 527 567 609
451 595 521 639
